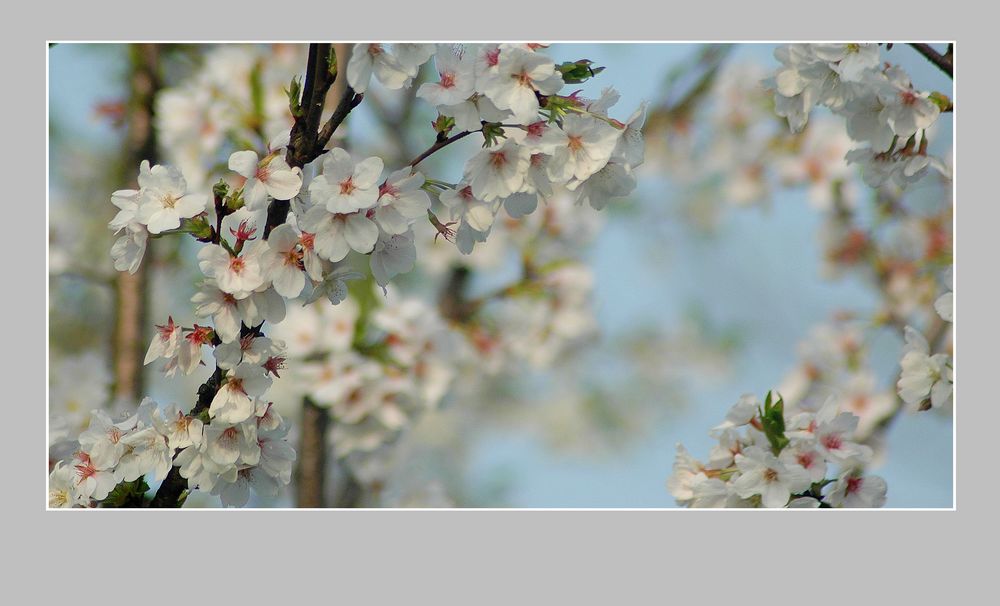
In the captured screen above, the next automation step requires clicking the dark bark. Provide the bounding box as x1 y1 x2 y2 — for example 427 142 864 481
149 43 365 508
908 43 954 78
294 397 331 507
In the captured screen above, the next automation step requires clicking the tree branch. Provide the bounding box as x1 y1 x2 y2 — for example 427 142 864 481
294 397 330 507
147 365 225 508
407 129 479 168
112 43 161 403
150 44 362 507
908 43 954 79
315 86 363 157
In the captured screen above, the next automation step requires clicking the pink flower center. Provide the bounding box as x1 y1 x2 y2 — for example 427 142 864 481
485 48 500 67
567 135 584 152
378 182 398 199
186 324 214 345
822 433 843 451
489 151 508 168
516 71 533 86
263 356 286 378
846 476 863 494
339 177 356 196
763 468 779 482
228 377 247 396
439 72 456 89
255 165 271 182
526 121 546 138
368 44 384 56
797 452 815 468
230 219 258 242
899 90 918 106
229 256 247 275
300 232 315 251
156 317 177 340
74 454 98 484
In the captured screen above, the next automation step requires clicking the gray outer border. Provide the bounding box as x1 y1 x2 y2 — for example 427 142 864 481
19 0 991 601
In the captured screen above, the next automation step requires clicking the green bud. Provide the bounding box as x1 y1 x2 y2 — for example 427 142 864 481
328 47 338 78
226 187 246 212
929 91 953 112
759 390 790 455
183 215 214 241
557 59 605 84
481 122 507 148
286 75 303 118
433 114 456 138
540 95 580 124
212 179 230 202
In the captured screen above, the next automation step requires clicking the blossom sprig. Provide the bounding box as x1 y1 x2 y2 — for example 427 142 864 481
668 391 887 508
768 43 950 189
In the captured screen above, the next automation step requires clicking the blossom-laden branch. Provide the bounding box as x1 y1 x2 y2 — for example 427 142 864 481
150 43 366 509
53 42 648 509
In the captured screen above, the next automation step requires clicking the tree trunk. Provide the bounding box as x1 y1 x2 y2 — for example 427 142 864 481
111 44 160 403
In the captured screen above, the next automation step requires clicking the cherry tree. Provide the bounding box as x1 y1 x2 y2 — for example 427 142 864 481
48 42 953 508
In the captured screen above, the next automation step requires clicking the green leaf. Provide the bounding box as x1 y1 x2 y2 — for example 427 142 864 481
100 478 150 508
759 390 790 455
286 75 304 118
250 60 265 129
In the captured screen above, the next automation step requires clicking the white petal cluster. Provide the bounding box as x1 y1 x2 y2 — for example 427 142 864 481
668 392 887 508
90 43 642 507
897 326 953 411
768 43 949 190
108 160 208 274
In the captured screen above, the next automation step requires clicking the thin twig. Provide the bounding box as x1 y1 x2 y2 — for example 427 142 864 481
408 129 479 168
908 43 954 79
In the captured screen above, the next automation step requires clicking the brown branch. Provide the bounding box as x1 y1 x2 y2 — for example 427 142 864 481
407 129 479 168
908 43 954 79
149 43 363 508
147 365 225 508
315 86 363 157
295 397 331 507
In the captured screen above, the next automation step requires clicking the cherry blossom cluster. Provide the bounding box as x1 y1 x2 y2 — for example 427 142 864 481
652 46 953 501
777 318 896 444
668 391 887 508
898 274 953 413
346 44 643 254
646 60 861 214
48 395 294 508
769 43 950 190
156 45 303 189
52 42 643 507
268 292 455 470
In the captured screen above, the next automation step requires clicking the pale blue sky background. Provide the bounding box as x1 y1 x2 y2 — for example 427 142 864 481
49 43 953 507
